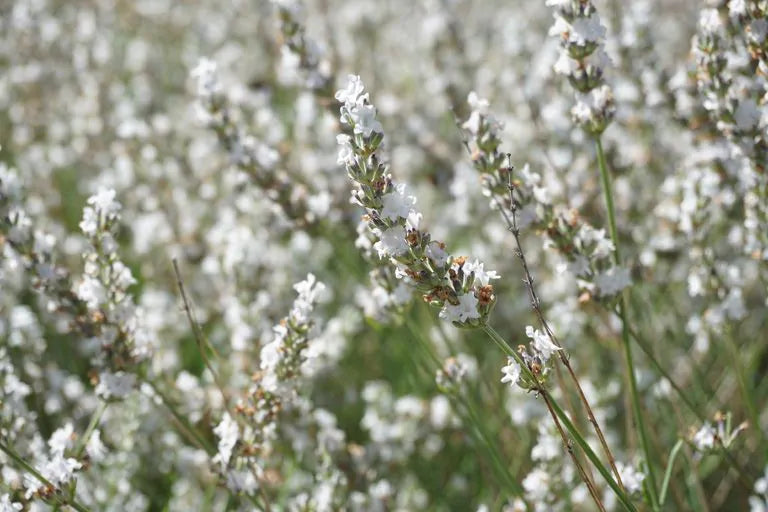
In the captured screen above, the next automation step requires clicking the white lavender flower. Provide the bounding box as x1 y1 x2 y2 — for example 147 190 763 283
500 358 521 387
337 75 499 328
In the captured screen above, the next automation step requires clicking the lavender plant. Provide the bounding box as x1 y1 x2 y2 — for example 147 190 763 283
1 0 766 510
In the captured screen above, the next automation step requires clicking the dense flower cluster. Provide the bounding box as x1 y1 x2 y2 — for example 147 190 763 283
77 189 152 399
336 75 500 327
548 0 616 134
213 274 325 495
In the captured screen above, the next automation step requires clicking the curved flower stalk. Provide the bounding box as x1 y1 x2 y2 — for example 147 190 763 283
668 3 767 272
2 169 150 398
1 165 91 328
658 3 768 456
272 1 461 327
547 2 664 505
273 0 459 193
0 171 145 508
336 75 499 328
190 58 317 226
690 3 768 281
460 92 630 300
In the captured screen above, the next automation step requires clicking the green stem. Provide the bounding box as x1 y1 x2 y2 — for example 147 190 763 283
147 380 215 455
74 401 108 459
659 439 684 505
482 325 637 512
595 136 660 510
723 323 768 455
62 401 109 506
0 440 91 512
595 138 620 261
545 392 638 512
625 324 702 419
460 395 527 500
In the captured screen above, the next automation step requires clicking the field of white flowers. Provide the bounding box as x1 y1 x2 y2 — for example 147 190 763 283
1 0 767 510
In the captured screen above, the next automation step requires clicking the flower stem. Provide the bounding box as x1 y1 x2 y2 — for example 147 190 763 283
540 391 607 512
74 401 108 459
482 325 637 512
594 136 660 510
659 439 684 506
147 380 215 455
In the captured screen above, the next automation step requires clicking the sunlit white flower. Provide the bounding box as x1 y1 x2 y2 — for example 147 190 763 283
693 422 716 451
213 413 239 469
617 462 645 495
348 103 383 137
440 293 480 323
500 358 521 387
526 325 561 361
86 430 107 462
190 57 221 98
380 183 416 221
335 74 366 106
463 259 500 286
41 455 81 486
426 241 449 267
570 14 606 45
336 134 355 165
76 276 105 309
373 226 409 258
48 423 75 456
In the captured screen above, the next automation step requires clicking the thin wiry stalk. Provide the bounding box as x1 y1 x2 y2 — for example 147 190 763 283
490 159 625 492
594 136 660 509
146 380 215 455
66 401 109 505
540 391 607 512
73 401 108 459
172 258 231 408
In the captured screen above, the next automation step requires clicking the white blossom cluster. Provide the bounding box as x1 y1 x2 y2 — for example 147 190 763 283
690 411 747 454
548 0 616 134
211 274 326 495
336 75 500 327
76 188 151 400
461 91 632 299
